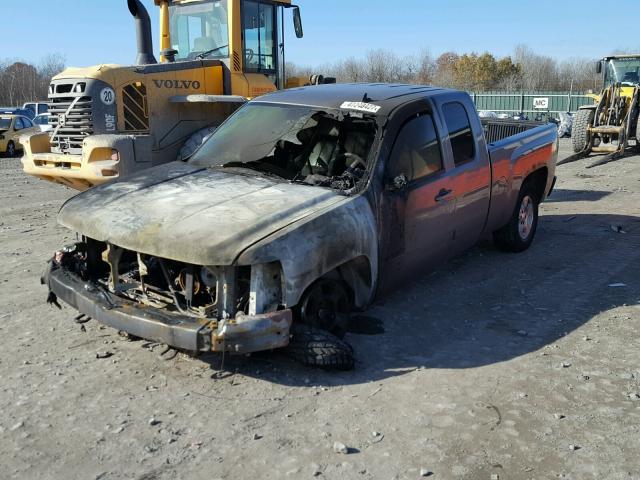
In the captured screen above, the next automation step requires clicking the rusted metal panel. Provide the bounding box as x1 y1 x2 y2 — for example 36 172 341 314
211 310 292 354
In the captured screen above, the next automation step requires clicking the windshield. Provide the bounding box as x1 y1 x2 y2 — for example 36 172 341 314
604 58 640 87
0 118 11 130
190 103 377 191
170 0 229 60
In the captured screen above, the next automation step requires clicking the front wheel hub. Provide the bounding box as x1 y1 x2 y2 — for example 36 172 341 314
300 279 351 337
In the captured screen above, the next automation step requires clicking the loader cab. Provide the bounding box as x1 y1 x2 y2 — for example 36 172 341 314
600 56 640 88
167 0 301 89
169 1 230 61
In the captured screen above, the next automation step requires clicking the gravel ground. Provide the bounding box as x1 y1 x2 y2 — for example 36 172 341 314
0 139 639 480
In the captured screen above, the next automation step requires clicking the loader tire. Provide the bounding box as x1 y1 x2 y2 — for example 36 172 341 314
493 180 539 253
177 125 217 161
572 108 594 153
286 324 355 371
6 141 16 158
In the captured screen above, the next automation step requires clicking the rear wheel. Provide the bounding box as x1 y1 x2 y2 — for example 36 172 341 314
572 108 594 153
493 182 539 253
6 141 15 158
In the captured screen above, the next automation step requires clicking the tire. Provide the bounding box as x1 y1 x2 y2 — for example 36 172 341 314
286 324 355 371
493 181 539 253
177 126 217 161
6 141 16 158
572 108 594 153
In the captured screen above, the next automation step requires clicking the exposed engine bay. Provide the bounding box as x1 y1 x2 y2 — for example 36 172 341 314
54 239 265 321
189 104 377 194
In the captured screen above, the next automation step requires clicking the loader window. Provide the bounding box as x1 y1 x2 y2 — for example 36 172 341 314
604 58 640 87
243 1 277 72
170 0 229 61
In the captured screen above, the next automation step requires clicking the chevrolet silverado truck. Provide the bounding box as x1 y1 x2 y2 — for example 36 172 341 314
42 83 558 370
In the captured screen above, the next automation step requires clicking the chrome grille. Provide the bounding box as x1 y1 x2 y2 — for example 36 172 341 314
48 94 93 154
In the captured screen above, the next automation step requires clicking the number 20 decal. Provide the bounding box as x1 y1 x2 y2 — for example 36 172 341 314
100 88 116 106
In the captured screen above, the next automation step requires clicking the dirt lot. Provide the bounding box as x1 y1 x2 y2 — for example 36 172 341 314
0 140 639 480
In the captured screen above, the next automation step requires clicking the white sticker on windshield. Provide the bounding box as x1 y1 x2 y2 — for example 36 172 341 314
340 101 381 114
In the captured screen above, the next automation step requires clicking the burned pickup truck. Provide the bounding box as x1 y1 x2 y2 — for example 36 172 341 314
43 84 557 370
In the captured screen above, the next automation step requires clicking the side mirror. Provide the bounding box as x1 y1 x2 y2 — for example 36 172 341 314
596 61 602 74
292 6 304 38
387 174 408 192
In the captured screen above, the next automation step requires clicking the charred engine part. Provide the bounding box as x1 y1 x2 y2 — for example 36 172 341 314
53 241 268 322
248 263 283 316
74 313 91 324
46 291 62 309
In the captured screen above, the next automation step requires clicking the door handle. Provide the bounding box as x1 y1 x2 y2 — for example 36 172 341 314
435 188 453 202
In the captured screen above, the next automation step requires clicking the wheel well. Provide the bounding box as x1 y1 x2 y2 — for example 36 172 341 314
299 256 374 311
523 167 548 202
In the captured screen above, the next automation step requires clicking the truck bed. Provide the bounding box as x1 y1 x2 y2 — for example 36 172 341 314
481 118 546 144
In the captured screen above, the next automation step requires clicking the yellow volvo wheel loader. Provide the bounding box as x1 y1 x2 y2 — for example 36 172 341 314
22 0 328 190
561 55 640 168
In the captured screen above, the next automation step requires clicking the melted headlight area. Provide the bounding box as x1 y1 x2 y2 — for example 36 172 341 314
53 239 284 321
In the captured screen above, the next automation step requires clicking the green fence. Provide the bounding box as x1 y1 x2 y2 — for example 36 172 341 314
470 91 595 119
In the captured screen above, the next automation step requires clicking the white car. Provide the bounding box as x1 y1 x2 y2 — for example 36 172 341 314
33 113 52 133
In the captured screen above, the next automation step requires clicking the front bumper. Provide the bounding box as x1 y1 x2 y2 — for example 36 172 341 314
43 264 292 354
21 132 150 191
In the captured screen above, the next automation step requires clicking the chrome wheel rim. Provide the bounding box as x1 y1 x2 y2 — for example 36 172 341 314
518 195 534 240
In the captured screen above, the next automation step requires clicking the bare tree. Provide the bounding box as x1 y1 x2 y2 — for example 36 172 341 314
286 46 602 93
0 54 66 107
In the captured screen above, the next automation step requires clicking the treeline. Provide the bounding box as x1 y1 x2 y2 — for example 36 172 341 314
287 45 601 92
0 54 66 107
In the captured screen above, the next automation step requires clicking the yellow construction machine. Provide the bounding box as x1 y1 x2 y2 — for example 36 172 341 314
22 0 329 190
562 55 640 168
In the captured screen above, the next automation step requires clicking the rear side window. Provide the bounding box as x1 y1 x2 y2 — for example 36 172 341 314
38 104 48 114
389 113 443 182
443 102 475 166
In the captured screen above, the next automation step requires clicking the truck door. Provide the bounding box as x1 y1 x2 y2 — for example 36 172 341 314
439 100 491 254
380 110 456 289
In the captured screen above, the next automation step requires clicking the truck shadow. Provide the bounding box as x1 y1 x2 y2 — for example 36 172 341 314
545 189 612 203
201 213 640 386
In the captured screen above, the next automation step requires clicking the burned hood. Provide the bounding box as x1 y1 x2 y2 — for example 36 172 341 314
58 162 346 265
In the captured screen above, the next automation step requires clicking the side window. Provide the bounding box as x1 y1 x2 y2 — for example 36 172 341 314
388 113 443 182
442 102 475 166
243 1 276 71
38 104 48 115
22 118 34 128
14 118 24 130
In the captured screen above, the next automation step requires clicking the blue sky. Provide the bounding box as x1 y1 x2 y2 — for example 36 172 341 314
5 0 640 68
